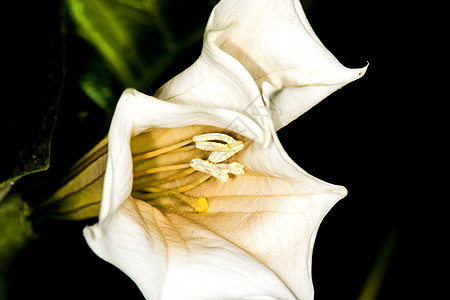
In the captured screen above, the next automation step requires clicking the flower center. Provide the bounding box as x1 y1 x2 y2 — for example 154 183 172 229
131 131 244 213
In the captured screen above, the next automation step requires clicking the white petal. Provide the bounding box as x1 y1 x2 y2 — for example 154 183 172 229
100 88 268 220
85 197 297 300
207 0 367 128
85 197 168 299
243 85 345 196
184 189 340 299
181 151 345 299
154 28 269 132
179 93 346 298
91 87 346 299
177 151 345 300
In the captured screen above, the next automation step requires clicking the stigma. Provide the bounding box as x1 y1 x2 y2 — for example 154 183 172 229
131 132 245 213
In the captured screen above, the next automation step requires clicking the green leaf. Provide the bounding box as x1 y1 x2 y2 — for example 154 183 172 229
0 1 64 186
79 56 117 114
0 194 35 300
0 182 14 204
358 230 397 300
66 0 217 91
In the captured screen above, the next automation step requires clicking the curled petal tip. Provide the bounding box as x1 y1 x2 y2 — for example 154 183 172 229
326 185 348 198
123 87 138 95
358 62 369 77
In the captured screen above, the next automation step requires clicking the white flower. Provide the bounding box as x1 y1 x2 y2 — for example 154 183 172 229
84 0 366 299
84 87 345 300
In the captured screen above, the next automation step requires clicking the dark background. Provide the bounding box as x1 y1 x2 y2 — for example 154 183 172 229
4 0 426 299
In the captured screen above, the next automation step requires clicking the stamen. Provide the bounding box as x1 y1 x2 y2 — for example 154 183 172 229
137 173 211 194
133 138 193 162
133 168 196 189
190 159 245 181
190 158 229 182
217 162 245 175
167 144 196 154
192 133 237 144
208 142 244 163
132 132 245 213
133 163 190 178
193 133 244 163
195 141 237 152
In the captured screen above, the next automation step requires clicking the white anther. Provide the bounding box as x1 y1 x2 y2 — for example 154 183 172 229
190 158 229 182
192 133 244 163
195 141 233 152
208 141 244 163
193 133 237 144
217 162 245 175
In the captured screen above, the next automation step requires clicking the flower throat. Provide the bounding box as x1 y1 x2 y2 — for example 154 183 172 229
131 130 245 213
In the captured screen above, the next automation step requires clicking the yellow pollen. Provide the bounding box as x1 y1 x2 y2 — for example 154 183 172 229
132 132 245 213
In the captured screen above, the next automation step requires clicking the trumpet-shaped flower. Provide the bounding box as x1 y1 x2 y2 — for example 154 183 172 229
85 87 346 299
83 0 366 299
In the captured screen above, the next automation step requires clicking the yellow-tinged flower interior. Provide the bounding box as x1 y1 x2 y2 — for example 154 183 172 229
131 126 245 213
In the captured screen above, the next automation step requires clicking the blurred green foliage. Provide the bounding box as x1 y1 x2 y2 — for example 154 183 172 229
1 0 219 188
358 230 397 300
67 0 218 111
0 195 35 299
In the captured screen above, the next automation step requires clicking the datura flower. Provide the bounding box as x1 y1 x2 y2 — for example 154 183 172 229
83 0 367 299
